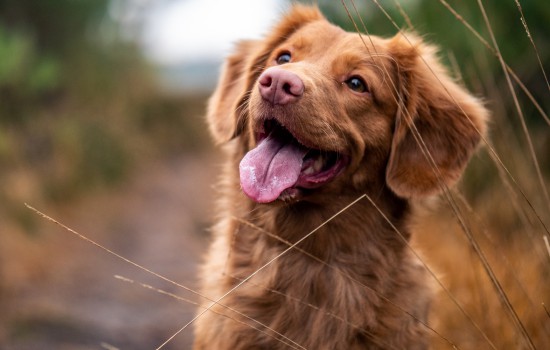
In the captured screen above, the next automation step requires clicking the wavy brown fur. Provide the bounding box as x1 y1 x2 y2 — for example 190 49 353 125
194 5 487 350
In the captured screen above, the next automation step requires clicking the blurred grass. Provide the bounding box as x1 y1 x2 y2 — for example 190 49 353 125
414 201 550 349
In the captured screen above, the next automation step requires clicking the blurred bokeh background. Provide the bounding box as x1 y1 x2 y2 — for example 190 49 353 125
0 0 548 349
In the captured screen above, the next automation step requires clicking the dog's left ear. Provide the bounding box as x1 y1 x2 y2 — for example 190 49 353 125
207 40 259 144
386 33 488 198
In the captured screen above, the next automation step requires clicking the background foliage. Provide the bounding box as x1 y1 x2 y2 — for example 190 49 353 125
0 0 209 226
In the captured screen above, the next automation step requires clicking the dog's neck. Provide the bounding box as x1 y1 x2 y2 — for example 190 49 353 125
242 186 411 261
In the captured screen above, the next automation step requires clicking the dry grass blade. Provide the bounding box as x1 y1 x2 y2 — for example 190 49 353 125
367 0 550 242
474 0 550 217
446 51 464 83
544 236 550 259
339 2 495 347
436 0 550 126
392 0 414 30
345 4 497 347
369 0 550 218
233 215 457 348
442 189 534 349
474 3 547 346
114 275 198 305
100 342 120 350
484 141 550 237
452 190 543 310
514 0 550 93
345 1 546 348
114 275 305 350
361 193 493 350
224 272 381 344
23 204 192 291
23 204 305 350
177 195 367 349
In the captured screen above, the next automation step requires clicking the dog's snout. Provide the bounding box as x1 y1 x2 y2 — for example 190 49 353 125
258 67 304 105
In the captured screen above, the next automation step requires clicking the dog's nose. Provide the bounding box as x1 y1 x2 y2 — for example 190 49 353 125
258 67 304 105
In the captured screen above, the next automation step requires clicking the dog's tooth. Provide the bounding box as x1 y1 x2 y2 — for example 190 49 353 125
313 156 324 172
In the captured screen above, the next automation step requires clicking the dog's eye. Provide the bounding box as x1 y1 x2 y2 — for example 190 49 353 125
276 52 291 65
345 76 368 93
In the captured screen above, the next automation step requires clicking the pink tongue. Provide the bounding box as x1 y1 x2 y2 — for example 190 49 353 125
239 135 307 203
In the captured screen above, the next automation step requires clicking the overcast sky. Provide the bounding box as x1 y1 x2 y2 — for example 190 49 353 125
139 0 288 65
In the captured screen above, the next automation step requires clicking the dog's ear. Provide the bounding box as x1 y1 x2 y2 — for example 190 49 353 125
207 40 258 144
207 5 324 144
385 33 488 198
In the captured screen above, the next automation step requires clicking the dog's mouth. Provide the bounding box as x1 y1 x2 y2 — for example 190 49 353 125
239 119 348 203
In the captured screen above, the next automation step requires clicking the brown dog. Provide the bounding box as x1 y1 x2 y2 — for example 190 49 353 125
194 5 487 350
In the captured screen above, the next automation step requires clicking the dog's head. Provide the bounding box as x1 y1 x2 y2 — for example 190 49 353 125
207 5 487 204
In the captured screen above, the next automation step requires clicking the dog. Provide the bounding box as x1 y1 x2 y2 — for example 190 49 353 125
194 5 487 349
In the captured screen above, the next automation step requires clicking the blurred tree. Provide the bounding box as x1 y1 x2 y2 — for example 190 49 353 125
0 0 111 121
0 0 209 223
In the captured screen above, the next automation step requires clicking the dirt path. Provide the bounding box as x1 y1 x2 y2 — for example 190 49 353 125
3 153 220 349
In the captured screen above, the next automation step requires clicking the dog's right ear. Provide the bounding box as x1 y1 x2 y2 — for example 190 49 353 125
206 40 258 144
385 33 488 198
207 5 324 144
